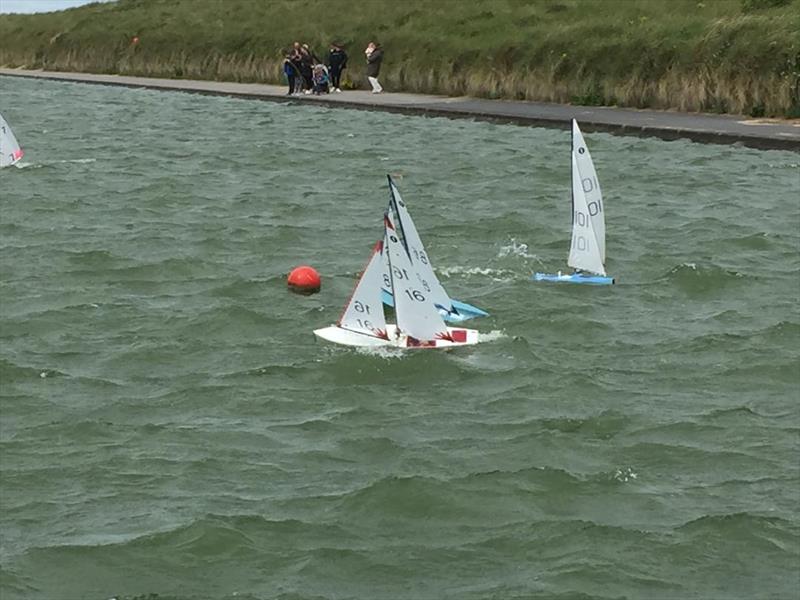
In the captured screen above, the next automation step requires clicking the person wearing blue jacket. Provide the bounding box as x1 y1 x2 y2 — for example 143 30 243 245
283 53 299 95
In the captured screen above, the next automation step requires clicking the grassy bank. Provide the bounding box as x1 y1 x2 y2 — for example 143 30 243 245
0 0 798 117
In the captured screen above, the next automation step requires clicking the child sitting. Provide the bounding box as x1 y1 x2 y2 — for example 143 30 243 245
312 64 330 95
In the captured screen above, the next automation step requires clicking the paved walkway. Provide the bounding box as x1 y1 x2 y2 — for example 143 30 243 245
2 68 798 151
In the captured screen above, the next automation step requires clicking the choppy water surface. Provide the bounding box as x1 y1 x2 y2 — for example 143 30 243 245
1 76 798 600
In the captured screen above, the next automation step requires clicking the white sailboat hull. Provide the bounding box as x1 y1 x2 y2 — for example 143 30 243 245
314 324 480 349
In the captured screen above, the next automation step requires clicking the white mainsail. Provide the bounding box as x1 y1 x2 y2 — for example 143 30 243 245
337 240 389 340
571 120 605 261
384 212 451 343
0 112 24 168
386 176 454 312
567 152 606 275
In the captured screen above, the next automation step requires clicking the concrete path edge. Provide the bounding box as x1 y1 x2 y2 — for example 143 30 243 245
1 69 798 152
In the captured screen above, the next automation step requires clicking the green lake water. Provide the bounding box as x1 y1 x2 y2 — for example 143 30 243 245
1 76 798 600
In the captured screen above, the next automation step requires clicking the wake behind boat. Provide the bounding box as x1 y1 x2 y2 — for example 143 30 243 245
381 175 489 321
314 212 480 349
533 120 615 285
0 112 24 168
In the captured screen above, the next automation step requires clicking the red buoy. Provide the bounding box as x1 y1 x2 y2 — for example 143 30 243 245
287 265 321 295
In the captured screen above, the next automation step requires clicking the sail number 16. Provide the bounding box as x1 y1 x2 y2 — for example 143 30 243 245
404 289 426 302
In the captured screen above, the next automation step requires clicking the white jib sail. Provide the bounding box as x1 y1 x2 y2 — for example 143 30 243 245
567 152 606 275
387 176 453 313
571 120 605 262
0 112 24 168
384 212 450 342
337 240 389 339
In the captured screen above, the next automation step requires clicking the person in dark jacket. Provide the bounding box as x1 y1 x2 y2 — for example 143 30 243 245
298 43 315 94
287 42 304 94
328 43 348 93
365 41 384 94
283 52 299 95
303 43 321 64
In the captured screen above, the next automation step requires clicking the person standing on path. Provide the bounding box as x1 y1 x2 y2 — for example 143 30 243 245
288 42 304 94
365 42 384 94
283 52 299 95
328 43 348 93
299 44 315 93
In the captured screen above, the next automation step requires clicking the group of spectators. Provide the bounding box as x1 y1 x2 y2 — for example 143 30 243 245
282 41 384 96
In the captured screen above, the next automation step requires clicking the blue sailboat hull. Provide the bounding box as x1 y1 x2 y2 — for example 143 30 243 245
381 289 489 322
533 272 615 285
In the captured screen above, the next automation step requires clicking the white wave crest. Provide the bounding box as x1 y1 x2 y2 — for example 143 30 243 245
611 467 638 483
498 238 538 260
438 265 514 282
355 345 408 359
9 161 36 169
478 330 507 343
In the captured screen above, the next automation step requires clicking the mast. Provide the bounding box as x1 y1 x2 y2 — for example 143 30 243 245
385 175 453 314
570 119 575 231
383 213 400 336
387 174 409 257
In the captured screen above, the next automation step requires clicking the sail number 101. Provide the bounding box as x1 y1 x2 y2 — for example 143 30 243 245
575 204 602 226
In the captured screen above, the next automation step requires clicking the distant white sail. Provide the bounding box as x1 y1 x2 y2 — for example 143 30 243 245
567 152 606 275
337 240 389 340
384 212 451 343
571 120 605 261
0 112 24 168
386 176 453 313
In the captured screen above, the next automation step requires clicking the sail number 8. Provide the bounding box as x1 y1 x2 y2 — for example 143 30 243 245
412 249 428 265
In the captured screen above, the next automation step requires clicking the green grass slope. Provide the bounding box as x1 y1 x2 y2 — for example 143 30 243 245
0 0 798 116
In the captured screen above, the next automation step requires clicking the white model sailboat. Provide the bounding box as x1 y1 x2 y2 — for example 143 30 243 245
314 212 480 349
533 119 615 285
381 175 489 320
0 112 24 168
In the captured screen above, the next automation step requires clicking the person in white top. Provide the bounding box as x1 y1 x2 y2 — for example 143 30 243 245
365 42 384 94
